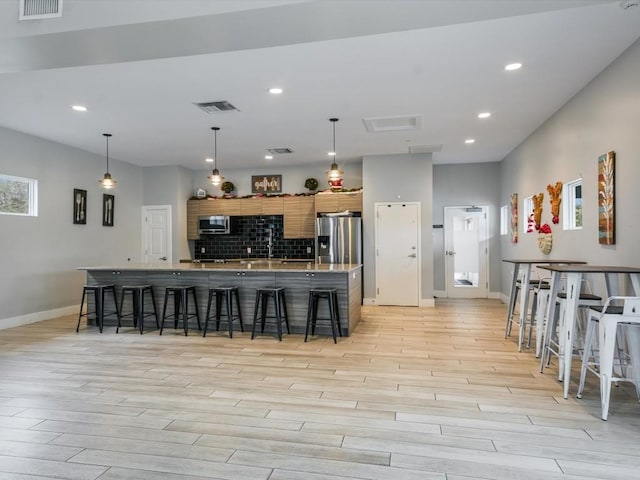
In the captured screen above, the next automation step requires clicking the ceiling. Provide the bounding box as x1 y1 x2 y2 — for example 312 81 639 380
0 0 639 171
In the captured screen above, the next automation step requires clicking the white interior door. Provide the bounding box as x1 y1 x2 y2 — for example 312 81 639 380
444 206 488 298
142 205 171 264
375 203 420 306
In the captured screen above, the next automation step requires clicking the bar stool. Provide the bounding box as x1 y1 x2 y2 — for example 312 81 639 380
160 286 200 336
251 287 290 341
118 285 158 334
305 288 342 343
505 279 549 343
76 284 120 333
577 296 640 420
204 286 243 338
541 291 602 382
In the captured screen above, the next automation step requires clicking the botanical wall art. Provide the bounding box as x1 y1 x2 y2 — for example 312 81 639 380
510 193 518 243
103 193 114 227
73 188 87 225
547 181 562 224
598 151 615 245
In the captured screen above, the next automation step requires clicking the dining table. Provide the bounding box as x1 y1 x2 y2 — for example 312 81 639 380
536 264 640 399
502 259 586 352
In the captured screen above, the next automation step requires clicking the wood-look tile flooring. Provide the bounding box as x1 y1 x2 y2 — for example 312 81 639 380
1 299 640 479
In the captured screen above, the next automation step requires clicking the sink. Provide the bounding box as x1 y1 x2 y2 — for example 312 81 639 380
238 258 283 265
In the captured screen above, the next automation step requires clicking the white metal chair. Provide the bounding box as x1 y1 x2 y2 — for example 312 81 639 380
577 296 640 420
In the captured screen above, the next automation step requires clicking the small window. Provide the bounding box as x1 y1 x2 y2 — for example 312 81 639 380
500 205 509 235
523 196 534 233
563 178 582 230
0 174 38 216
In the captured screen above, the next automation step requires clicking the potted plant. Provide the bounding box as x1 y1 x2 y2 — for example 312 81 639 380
304 177 318 193
221 181 235 197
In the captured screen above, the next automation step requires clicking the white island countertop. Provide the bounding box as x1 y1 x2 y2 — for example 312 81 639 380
78 262 361 274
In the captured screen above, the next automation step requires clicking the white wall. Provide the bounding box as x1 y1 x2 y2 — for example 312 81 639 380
0 126 143 327
500 38 640 297
362 153 433 305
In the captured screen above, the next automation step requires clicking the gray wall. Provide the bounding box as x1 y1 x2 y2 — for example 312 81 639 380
193 162 363 197
500 37 640 297
0 126 143 326
433 162 502 294
142 165 193 262
362 153 433 304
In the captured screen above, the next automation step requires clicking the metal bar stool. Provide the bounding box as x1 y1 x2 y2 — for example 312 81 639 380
118 285 159 334
160 286 200 336
76 284 120 333
204 286 243 338
251 287 290 341
305 288 342 343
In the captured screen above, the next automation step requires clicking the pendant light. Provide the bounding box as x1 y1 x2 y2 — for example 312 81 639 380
99 133 116 189
326 118 343 189
208 126 224 186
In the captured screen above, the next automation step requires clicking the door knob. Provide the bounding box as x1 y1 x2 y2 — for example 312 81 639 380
408 253 417 258
160 256 167 261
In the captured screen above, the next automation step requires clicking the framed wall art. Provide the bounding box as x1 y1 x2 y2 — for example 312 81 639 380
251 175 282 194
598 150 615 245
73 188 87 225
510 193 518 243
103 193 114 227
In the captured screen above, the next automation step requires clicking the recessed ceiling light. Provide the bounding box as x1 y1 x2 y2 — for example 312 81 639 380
505 63 522 71
478 112 491 119
265 155 273 160
268 88 283 94
465 139 475 144
71 105 87 112
205 157 214 163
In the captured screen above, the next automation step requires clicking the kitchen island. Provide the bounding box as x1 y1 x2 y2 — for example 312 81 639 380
79 262 361 336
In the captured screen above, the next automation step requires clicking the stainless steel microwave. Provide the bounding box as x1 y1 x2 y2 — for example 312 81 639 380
198 215 231 234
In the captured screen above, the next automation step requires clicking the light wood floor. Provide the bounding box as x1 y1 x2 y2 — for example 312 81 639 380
1 299 640 480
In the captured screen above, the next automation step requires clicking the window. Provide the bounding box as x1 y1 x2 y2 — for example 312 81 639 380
500 205 509 235
563 178 582 230
523 195 534 233
0 174 38 216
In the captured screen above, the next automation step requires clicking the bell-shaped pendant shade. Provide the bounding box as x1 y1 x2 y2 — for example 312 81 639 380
99 133 116 189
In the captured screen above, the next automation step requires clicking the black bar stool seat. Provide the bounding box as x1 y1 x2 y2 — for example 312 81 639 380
160 286 200 336
305 288 342 343
118 285 159 334
252 287 290 341
204 286 243 338
76 284 120 333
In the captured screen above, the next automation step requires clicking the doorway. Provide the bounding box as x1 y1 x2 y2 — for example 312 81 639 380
375 202 420 306
142 205 171 264
444 206 488 298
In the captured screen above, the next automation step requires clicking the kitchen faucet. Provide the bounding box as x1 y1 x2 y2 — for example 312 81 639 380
267 227 274 258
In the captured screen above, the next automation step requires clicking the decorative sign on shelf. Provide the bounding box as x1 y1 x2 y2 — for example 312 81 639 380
251 175 282 194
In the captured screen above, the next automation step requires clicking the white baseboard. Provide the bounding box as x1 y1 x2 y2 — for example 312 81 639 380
433 290 446 298
433 290 503 300
0 305 79 331
362 297 435 307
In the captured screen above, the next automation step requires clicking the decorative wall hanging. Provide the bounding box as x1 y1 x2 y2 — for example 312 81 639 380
547 181 563 224
510 193 518 243
73 189 87 225
252 175 282 193
537 223 553 254
532 192 544 231
598 151 615 245
103 193 114 227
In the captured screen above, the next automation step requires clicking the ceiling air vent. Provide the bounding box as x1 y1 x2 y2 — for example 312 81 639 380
267 148 294 154
19 0 62 20
363 114 423 133
194 101 239 114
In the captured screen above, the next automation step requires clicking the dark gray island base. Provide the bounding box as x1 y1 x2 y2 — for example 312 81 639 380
81 263 361 337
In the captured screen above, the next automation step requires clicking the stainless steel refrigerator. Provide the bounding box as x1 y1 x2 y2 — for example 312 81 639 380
315 216 362 264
